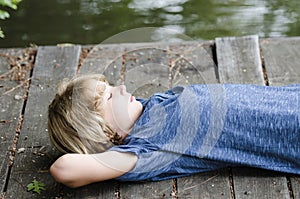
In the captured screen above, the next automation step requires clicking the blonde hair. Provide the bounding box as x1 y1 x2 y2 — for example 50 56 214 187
48 74 122 154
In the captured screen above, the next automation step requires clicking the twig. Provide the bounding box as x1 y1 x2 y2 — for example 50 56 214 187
0 53 18 59
183 173 219 191
0 68 15 79
0 78 31 97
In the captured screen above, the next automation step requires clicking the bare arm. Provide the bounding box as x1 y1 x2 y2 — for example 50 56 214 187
50 151 137 188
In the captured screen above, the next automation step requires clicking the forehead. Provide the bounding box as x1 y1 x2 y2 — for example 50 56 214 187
95 81 108 92
81 79 108 99
84 78 106 88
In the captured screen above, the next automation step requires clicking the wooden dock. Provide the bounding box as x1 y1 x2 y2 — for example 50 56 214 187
0 35 300 198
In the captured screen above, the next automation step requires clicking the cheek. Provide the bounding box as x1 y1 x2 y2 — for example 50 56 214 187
129 101 142 118
102 102 115 124
111 98 131 122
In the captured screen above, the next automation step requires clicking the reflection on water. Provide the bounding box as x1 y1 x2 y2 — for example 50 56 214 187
1 0 299 47
128 0 188 11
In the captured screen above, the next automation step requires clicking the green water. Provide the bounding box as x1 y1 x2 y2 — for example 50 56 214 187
1 0 300 48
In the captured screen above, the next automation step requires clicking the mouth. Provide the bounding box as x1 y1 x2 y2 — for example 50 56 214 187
130 95 135 102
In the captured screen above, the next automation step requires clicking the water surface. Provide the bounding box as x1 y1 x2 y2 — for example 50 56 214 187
1 0 300 47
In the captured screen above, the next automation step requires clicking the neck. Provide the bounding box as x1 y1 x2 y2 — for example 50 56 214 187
117 127 133 141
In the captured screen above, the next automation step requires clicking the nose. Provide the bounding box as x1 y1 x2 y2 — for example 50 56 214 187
118 85 126 95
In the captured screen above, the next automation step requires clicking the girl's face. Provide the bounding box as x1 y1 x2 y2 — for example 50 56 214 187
96 81 143 137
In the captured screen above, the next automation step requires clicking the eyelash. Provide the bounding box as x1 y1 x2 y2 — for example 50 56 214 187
108 93 112 100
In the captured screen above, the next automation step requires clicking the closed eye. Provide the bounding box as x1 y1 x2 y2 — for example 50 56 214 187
107 93 112 101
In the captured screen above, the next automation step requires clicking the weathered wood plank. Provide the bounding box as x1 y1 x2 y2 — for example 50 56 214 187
120 181 173 199
216 35 290 199
62 181 118 199
0 48 34 195
78 44 125 86
124 43 170 97
5 172 62 199
290 176 300 199
5 46 81 198
231 168 290 198
120 43 174 198
260 37 300 85
260 37 300 199
169 41 218 85
216 35 264 85
171 41 231 199
177 169 230 199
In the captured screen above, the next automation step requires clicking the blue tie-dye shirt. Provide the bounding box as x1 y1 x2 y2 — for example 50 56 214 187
109 84 300 181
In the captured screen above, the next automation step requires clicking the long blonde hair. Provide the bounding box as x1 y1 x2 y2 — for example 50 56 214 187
48 74 122 154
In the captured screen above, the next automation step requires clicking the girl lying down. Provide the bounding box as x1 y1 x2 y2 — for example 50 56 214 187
47 74 300 188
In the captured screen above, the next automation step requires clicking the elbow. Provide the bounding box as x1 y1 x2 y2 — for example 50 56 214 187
50 154 78 188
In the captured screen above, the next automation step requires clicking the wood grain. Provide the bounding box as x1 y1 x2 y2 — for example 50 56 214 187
5 46 81 198
0 48 33 195
216 35 264 85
